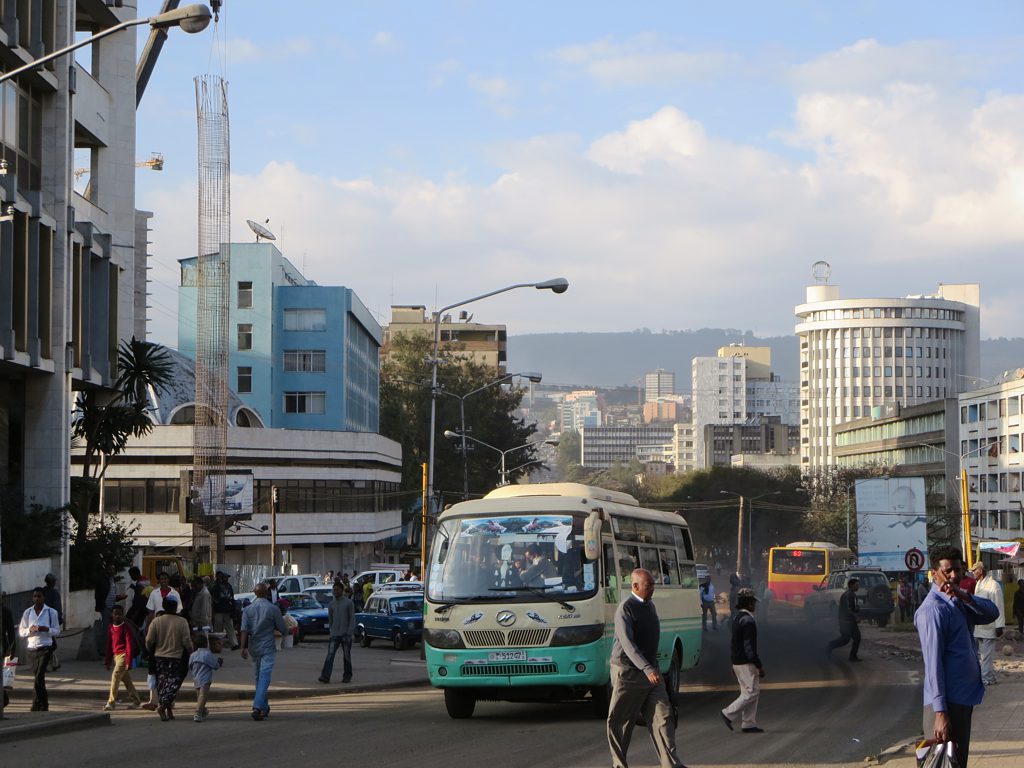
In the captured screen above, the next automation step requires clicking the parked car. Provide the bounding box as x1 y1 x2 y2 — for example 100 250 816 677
804 567 894 627
373 581 423 595
305 585 335 607
352 569 406 591
355 593 424 650
273 574 322 595
284 594 330 642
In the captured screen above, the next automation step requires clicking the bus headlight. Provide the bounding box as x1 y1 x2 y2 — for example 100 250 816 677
424 628 465 649
550 623 605 647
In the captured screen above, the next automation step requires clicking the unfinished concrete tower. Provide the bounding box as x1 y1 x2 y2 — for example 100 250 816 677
193 74 231 563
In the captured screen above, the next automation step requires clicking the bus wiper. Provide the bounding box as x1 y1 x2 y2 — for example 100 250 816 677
433 597 489 614
490 586 575 612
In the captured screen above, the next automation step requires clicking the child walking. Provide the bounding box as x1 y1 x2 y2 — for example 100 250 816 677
188 634 220 722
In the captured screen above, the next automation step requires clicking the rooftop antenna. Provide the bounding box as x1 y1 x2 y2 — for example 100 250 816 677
811 260 832 284
246 218 276 243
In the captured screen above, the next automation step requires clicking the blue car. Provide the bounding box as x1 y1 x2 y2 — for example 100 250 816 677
284 594 329 642
355 593 424 650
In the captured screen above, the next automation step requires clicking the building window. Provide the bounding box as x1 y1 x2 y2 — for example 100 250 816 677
237 366 252 393
284 350 326 372
283 309 327 331
237 281 253 309
237 323 253 351
284 391 326 414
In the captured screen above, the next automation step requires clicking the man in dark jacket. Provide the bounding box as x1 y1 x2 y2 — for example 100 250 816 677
721 588 765 733
209 572 239 650
606 568 686 768
826 578 861 661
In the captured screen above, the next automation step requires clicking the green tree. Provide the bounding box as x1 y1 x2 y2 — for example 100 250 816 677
69 515 140 590
70 337 173 547
654 465 808 568
380 334 539 502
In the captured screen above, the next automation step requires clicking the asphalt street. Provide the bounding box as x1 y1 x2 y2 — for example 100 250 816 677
2 613 922 768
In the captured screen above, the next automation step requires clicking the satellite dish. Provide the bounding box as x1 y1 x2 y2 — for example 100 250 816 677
246 219 276 243
811 260 832 284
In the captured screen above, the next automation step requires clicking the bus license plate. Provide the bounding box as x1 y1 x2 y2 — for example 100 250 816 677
488 650 527 662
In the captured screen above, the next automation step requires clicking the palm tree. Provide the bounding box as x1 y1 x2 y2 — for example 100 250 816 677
70 337 174 546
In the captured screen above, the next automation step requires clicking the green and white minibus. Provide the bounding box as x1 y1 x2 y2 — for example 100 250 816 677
423 483 702 719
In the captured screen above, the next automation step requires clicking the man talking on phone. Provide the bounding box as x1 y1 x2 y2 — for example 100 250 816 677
915 546 999 768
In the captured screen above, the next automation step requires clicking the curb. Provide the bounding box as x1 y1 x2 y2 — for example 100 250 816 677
870 735 921 764
8 676 431 702
0 712 111 743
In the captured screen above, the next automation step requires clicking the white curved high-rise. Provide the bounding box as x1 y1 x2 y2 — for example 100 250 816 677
795 283 980 469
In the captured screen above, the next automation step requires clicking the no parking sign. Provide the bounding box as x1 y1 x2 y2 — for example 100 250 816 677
904 548 925 572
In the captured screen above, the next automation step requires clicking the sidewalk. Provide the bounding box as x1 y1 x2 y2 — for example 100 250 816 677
0 635 428 741
867 623 1024 767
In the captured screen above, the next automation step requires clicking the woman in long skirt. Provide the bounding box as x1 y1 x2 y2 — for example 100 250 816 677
145 596 193 720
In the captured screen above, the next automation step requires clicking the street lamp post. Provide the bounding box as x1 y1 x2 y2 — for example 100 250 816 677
448 372 542 499
0 4 212 85
443 431 558 487
915 440 999 567
426 279 567 511
720 490 780 578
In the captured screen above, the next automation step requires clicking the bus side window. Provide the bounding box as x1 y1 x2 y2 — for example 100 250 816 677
673 527 694 562
603 543 616 588
618 544 640 584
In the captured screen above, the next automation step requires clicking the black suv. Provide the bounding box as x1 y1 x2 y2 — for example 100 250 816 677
804 567 894 627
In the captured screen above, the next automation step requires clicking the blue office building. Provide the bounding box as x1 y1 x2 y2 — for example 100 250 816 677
179 243 380 431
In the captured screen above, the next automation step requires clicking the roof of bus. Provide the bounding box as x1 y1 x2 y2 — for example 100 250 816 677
483 483 639 506
443 484 689 526
776 542 852 551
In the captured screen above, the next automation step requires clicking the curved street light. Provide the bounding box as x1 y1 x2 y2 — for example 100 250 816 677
0 4 213 85
443 431 558 487
426 279 567 503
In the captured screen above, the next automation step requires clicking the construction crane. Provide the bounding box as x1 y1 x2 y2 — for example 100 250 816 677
74 152 164 179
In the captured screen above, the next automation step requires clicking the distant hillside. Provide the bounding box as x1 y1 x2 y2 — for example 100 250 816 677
508 330 1024 388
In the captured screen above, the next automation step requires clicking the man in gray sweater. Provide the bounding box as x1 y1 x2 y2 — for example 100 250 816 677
318 582 355 683
606 568 687 768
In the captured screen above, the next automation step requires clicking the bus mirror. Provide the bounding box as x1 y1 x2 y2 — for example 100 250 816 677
584 509 602 560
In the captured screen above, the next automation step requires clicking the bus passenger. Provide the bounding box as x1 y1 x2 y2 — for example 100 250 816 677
517 546 557 587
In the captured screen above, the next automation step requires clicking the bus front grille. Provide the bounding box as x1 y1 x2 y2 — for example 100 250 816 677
463 629 552 647
508 629 551 646
463 630 505 647
461 662 559 677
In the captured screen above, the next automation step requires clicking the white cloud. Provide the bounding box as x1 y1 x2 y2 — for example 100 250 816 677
142 39 1024 348
468 74 515 117
221 36 312 64
372 31 398 51
556 34 738 86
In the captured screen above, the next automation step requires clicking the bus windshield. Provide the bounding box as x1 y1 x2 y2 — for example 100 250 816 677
772 549 826 575
427 514 597 602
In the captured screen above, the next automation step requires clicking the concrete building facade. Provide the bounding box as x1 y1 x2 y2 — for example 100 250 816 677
0 3 156 515
580 425 674 470
703 418 801 469
73 351 404 574
958 373 1024 542
796 283 981 469
644 369 675 403
178 243 381 432
383 304 507 371
691 345 796 468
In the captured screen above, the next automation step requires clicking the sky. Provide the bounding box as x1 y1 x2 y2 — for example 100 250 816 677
134 1 1024 350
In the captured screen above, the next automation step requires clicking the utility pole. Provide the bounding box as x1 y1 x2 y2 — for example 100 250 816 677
271 485 279 569
735 495 745 579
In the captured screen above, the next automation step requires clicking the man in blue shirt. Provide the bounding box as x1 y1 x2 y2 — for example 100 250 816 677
240 582 288 721
915 546 999 768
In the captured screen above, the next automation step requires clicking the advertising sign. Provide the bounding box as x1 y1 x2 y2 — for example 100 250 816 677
180 470 254 522
855 477 927 571
979 541 1020 557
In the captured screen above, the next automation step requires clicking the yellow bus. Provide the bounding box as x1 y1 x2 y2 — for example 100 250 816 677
767 541 855 610
423 483 702 719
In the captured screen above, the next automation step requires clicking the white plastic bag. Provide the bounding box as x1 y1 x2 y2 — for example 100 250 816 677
2 655 16 689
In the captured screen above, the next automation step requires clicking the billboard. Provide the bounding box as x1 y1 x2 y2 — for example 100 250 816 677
180 470 254 523
855 477 927 571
